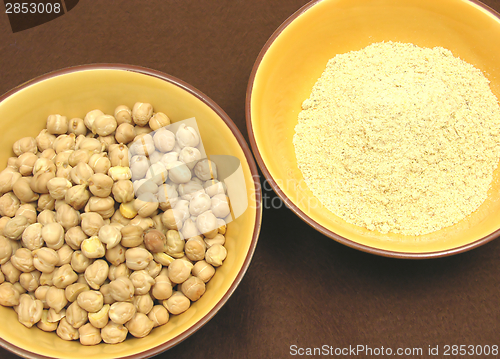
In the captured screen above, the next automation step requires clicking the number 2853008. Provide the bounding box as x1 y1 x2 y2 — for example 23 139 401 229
5 3 61 14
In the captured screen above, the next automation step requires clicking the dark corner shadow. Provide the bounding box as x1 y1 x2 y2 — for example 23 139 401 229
4 0 79 33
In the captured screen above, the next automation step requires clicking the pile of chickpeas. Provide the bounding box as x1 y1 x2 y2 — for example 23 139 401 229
0 102 230 345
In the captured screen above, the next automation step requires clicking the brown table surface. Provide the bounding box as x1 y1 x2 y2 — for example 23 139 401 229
1 0 500 358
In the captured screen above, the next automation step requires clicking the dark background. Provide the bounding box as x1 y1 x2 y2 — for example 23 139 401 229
1 0 500 358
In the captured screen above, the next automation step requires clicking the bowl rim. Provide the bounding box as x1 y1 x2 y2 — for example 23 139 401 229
0 64 262 359
245 0 500 259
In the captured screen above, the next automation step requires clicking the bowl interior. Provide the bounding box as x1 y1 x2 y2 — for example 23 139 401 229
249 0 500 255
0 68 259 358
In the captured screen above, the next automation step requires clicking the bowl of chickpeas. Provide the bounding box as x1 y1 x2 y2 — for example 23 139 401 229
0 64 261 358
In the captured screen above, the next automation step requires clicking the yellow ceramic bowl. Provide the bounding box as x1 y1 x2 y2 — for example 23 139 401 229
0 65 261 358
247 0 500 258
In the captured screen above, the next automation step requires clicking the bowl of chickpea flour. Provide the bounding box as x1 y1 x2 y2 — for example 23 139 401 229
0 64 261 358
246 0 500 258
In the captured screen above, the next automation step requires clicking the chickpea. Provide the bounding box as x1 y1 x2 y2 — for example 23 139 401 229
39 148 57 161
166 161 191 185
33 247 59 273
129 270 155 295
133 293 154 314
56 163 72 180
108 302 136 325
81 236 106 259
66 301 88 329
167 259 193 284
109 276 134 302
70 162 94 185
161 209 183 230
65 282 89 303
78 322 102 346
88 153 111 174
178 182 204 201
36 129 57 152
178 147 201 170
17 293 43 328
54 150 73 167
108 166 132 182
37 210 55 226
149 112 170 131
65 226 87 251
110 209 131 226
96 224 121 251
163 291 190 315
68 149 92 167
101 321 128 344
41 222 64 250
105 244 126 267
57 317 79 341
108 263 131 281
77 214 104 240
83 109 104 131
56 245 73 267
53 134 76 154
108 143 129 167
53 264 78 289
120 225 144 248
181 276 206 301
129 155 149 181
12 177 38 203
189 192 211 216
33 157 56 175
134 178 159 198
47 307 66 322
143 229 166 253
84 196 115 219
148 305 169 327
37 310 58 332
129 216 154 232
92 114 117 136
39 271 54 286
0 169 22 194
153 252 174 267
146 259 162 279
77 290 103 313
0 282 20 306
192 260 215 283
125 247 153 271
88 303 110 328
131 102 153 126
65 184 90 210
135 126 153 136
46 286 68 313
175 124 200 148
126 312 154 338
196 210 218 238
55 203 80 230
119 200 137 219
88 173 113 198
16 152 38 176
46 114 68 135
13 136 38 156
181 218 200 240
114 105 132 125
15 203 37 224
19 271 40 292
129 134 155 157
115 123 136 144
112 179 134 203
11 248 35 273
163 230 183 258
152 128 176 153
67 118 86 136
205 244 227 267
185 236 206 262
34 285 50 308
0 192 20 217
30 171 55 194
70 251 92 274
4 215 29 241
84 259 109 290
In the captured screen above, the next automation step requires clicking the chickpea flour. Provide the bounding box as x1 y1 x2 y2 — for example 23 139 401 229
293 42 500 235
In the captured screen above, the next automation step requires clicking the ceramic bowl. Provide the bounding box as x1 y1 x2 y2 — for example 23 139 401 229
0 64 261 358
246 0 500 258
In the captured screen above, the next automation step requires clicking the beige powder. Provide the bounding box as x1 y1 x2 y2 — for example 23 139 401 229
293 42 500 235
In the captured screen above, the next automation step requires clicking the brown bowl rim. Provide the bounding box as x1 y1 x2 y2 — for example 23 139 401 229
245 0 500 259
0 64 262 359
